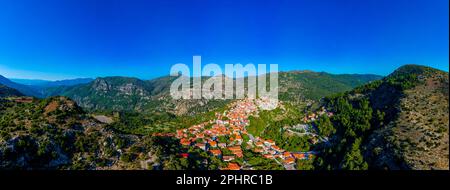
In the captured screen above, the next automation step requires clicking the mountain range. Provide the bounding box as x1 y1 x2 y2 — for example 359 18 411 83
0 75 41 97
9 78 94 87
0 76 94 98
0 71 382 115
0 64 448 170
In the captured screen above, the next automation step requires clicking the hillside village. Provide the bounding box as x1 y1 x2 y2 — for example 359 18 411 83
171 98 332 170
1 65 446 170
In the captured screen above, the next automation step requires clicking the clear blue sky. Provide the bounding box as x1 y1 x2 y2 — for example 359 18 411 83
0 0 448 80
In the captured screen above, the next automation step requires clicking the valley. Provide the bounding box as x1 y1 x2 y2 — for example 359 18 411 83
0 64 448 170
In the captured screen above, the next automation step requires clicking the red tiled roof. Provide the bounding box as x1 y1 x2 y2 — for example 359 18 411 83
228 146 242 151
180 138 190 146
284 157 295 164
283 152 292 157
209 149 222 156
263 154 274 159
227 163 240 170
272 145 281 151
292 153 305 159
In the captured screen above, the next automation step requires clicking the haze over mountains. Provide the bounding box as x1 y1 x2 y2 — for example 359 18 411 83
10 78 94 88
0 75 41 97
0 76 94 98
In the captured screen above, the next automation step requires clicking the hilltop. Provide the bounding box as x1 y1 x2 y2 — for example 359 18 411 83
0 96 171 169
317 64 449 170
0 96 101 169
365 65 449 169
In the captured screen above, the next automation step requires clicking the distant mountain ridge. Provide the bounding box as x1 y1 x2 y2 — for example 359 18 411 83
41 71 382 115
17 78 94 88
0 75 94 97
0 84 23 98
278 72 382 102
9 78 50 86
0 75 41 97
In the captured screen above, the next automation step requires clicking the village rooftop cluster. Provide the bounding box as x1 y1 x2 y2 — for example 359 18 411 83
174 98 316 170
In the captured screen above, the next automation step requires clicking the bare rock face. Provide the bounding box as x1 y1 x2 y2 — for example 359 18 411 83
93 79 111 93
118 83 135 95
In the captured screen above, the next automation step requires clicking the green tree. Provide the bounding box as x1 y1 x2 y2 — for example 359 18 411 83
341 138 368 170
296 158 315 170
315 115 335 137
